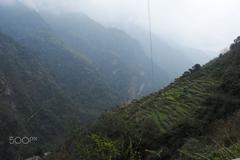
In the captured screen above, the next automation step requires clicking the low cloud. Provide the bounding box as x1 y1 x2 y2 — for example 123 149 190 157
0 0 17 5
3 0 240 51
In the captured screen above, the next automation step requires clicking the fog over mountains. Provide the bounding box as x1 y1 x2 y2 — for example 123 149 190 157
0 2 170 158
13 0 240 51
1 1 240 160
0 0 223 75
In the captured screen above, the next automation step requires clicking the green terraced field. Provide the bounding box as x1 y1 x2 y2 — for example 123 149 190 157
51 38 240 160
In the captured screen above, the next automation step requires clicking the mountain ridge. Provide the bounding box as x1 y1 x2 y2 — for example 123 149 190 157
0 2 121 113
41 12 171 99
50 37 240 160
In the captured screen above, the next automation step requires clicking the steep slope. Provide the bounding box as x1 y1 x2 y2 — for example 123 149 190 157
52 37 240 160
0 2 119 116
0 33 87 160
41 12 171 99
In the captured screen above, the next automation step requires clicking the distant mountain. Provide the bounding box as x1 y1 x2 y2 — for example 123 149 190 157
41 12 171 99
0 2 120 114
53 37 240 160
118 24 216 77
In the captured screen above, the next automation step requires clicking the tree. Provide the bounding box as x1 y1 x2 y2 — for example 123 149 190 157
75 130 119 160
234 36 240 44
192 64 201 71
188 64 201 73
182 71 190 77
230 36 240 50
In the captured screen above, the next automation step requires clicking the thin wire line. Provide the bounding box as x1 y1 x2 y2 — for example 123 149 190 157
147 0 154 89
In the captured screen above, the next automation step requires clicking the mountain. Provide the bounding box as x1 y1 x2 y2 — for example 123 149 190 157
0 2 120 115
118 24 216 77
0 3 170 159
0 3 121 159
52 37 240 160
40 12 171 99
0 32 88 160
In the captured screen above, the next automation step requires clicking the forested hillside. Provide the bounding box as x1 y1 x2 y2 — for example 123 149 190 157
0 2 170 159
51 37 240 160
0 2 121 117
0 2 117 159
0 33 88 160
1 1 238 160
41 12 170 99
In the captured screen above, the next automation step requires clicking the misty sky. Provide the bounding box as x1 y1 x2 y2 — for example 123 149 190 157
2 0 240 52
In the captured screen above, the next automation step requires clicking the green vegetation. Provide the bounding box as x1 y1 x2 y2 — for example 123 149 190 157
0 3 170 159
42 12 171 99
1 3 240 160
50 129 119 160
51 37 240 160
0 32 91 159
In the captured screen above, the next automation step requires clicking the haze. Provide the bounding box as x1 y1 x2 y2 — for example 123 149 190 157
6 0 240 52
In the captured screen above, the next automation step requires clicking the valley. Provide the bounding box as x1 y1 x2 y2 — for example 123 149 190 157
0 1 239 160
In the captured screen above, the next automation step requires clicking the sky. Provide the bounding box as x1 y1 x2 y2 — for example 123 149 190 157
2 0 240 51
